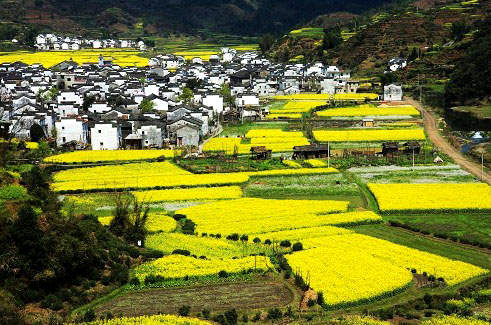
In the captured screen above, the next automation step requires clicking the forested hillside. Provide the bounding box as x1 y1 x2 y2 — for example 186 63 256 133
0 0 400 37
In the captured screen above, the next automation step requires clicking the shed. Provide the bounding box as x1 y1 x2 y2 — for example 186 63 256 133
402 141 421 154
293 144 329 160
381 142 399 156
124 134 143 149
250 146 272 160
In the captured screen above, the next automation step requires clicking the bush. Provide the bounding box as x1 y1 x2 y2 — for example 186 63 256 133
253 237 261 244
129 277 140 286
178 305 191 317
307 299 315 307
317 292 325 306
83 309 96 322
224 308 238 325
267 308 282 320
172 249 191 256
226 233 239 241
240 234 248 242
252 312 261 321
280 240 291 248
173 214 186 221
264 239 272 245
242 314 248 323
218 270 228 278
292 242 303 251
181 219 196 234
202 308 211 319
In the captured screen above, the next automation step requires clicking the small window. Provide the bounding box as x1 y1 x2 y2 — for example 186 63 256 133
98 130 101 133
100 142 103 146
141 131 145 135
61 126 65 130
62 137 66 142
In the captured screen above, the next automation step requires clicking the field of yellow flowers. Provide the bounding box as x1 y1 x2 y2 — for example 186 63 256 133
272 93 378 101
202 129 310 154
133 255 270 282
368 183 491 212
0 49 148 68
287 233 487 307
146 233 264 259
73 314 213 325
52 161 338 192
317 104 420 117
45 149 178 163
270 101 327 113
313 129 426 142
177 199 382 235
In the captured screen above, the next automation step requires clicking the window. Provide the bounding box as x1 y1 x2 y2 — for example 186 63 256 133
62 137 66 142
98 130 101 134
67 78 71 81
61 126 65 130
141 131 145 135
100 142 103 146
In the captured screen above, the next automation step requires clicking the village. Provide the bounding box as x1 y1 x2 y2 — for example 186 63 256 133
0 47 409 154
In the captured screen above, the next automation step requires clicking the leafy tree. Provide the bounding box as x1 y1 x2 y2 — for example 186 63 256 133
259 34 275 54
178 87 194 104
322 27 343 51
139 98 155 113
221 83 235 107
451 21 469 42
29 124 46 142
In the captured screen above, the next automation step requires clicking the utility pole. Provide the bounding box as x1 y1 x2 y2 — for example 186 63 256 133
328 142 330 168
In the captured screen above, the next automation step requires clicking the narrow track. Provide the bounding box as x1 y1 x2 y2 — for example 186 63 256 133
407 98 491 185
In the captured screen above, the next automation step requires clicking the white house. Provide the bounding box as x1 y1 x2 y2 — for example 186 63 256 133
388 58 407 72
55 118 88 146
89 102 111 114
235 94 259 108
137 124 163 148
384 84 403 101
91 123 120 150
202 94 224 114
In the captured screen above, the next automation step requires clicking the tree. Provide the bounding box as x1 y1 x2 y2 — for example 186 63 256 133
139 98 155 113
220 83 235 107
109 194 150 244
259 34 275 54
178 88 194 104
29 124 46 142
451 21 468 42
322 27 343 51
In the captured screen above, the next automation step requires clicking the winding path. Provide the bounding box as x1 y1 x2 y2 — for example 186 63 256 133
406 98 491 185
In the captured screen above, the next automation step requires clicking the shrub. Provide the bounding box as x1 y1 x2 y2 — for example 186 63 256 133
264 239 272 245
252 312 261 321
280 240 291 248
307 299 315 307
202 308 211 319
83 309 96 322
173 214 186 221
224 308 238 325
253 237 261 244
178 305 191 316
172 249 191 256
181 219 196 235
227 233 239 241
218 270 228 278
240 234 249 242
129 277 140 286
317 292 325 306
292 242 303 251
242 314 249 323
267 308 282 320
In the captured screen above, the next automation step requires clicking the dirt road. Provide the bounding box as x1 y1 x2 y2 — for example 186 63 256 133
407 98 491 185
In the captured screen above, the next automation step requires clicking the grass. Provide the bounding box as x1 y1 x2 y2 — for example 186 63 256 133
177 157 289 174
384 213 491 247
243 174 365 208
92 278 294 318
351 224 491 270
220 122 289 137
289 28 324 39
452 105 491 119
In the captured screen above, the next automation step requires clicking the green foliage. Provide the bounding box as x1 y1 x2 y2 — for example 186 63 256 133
110 194 150 244
0 24 18 41
322 27 343 50
139 98 155 113
451 21 469 42
0 185 27 201
29 123 46 142
445 16 491 106
259 34 275 54
181 219 196 235
178 87 194 104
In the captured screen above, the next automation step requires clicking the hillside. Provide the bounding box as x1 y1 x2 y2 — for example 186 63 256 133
0 0 400 38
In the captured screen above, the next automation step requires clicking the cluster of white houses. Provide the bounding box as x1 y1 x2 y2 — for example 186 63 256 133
35 34 147 51
0 49 403 150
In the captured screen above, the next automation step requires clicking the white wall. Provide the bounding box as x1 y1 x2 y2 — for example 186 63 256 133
56 119 86 145
91 124 119 150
